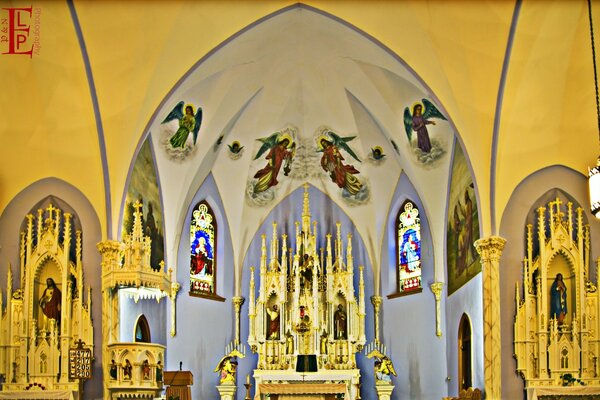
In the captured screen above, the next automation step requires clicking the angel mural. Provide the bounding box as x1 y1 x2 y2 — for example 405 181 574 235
318 131 362 196
403 99 447 164
251 132 295 195
161 101 203 149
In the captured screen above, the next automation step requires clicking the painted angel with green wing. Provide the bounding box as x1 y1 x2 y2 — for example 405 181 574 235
403 99 447 153
161 101 203 149
318 131 362 196
252 132 295 194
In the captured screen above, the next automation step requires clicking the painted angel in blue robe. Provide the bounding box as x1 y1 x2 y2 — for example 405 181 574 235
162 101 203 148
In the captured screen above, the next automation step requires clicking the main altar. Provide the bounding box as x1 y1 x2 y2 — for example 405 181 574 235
247 185 366 399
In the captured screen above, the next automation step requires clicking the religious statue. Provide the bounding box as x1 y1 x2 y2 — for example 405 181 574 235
123 359 132 380
156 360 163 382
374 356 397 383
215 355 238 384
266 304 280 339
550 273 567 325
286 331 294 355
109 359 117 380
142 359 150 380
39 277 61 321
320 331 328 355
334 304 347 339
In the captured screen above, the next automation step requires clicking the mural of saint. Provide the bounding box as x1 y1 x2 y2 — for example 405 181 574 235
39 278 61 321
446 143 480 295
123 139 165 271
161 101 203 149
318 132 362 196
252 132 295 194
403 99 446 153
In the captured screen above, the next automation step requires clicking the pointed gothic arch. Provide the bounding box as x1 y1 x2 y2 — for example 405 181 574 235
459 313 473 391
134 314 151 343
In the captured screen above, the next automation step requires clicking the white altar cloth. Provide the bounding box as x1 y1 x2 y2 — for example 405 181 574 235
0 390 75 399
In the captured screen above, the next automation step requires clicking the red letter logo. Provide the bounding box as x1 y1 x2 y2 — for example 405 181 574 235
2 7 33 57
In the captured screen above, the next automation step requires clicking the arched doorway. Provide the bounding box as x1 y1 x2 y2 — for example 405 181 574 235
458 313 472 391
134 315 151 343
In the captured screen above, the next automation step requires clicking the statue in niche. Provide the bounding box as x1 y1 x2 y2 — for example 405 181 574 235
142 359 151 380
109 360 117 380
550 273 567 325
334 304 347 340
156 360 163 382
300 255 314 291
39 278 61 322
286 331 294 354
123 359 132 380
266 305 280 339
320 331 328 354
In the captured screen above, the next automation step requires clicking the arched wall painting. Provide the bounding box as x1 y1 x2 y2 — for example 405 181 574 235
122 139 165 270
396 200 423 294
447 143 480 295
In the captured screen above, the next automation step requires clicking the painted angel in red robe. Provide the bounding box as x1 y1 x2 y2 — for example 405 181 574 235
252 132 295 194
318 132 362 196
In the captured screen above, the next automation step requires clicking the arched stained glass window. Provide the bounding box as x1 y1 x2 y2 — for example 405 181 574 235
189 201 222 300
396 200 422 295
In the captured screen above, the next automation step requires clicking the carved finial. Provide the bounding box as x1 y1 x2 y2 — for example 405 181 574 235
132 200 144 240
302 183 311 234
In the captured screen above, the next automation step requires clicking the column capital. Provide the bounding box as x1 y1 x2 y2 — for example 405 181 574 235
370 295 383 310
429 282 443 301
232 296 245 311
474 236 506 263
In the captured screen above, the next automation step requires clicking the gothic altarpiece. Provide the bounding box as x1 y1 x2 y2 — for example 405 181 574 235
514 198 600 397
248 186 366 399
0 204 94 398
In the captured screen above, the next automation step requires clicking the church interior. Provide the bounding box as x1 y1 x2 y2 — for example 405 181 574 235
1 1 600 399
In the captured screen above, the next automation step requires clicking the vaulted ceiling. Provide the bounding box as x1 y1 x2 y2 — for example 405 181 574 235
1 1 597 270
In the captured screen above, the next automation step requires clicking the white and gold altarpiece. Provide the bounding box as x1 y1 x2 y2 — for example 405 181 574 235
0 204 93 398
248 186 366 399
97 201 179 400
515 197 600 396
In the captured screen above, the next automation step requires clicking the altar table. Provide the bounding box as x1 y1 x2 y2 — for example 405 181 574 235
255 382 349 400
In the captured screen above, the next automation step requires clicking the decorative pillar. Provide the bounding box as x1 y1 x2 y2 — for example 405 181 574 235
371 295 383 343
375 381 395 400
475 236 506 400
429 282 443 337
170 269 181 337
232 296 245 344
216 383 237 400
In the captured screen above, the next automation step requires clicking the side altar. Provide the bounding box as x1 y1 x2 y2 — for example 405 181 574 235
247 185 366 399
0 204 94 398
514 197 600 397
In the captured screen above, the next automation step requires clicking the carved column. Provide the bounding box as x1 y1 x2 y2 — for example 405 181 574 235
371 295 383 343
429 282 443 337
475 236 506 400
170 271 181 337
232 296 245 344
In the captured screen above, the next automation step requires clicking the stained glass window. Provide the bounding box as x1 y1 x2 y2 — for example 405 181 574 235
189 201 218 298
396 200 422 294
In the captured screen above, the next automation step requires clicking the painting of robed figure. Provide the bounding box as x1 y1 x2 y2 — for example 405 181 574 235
446 143 480 295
